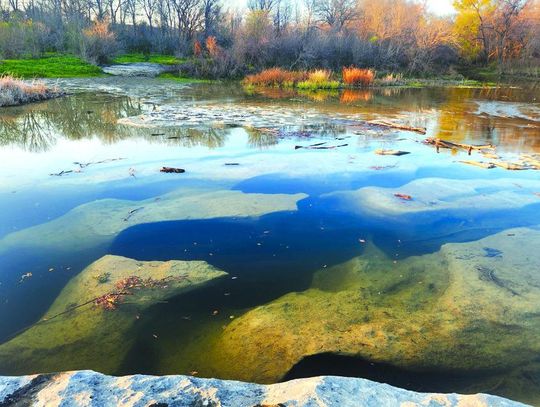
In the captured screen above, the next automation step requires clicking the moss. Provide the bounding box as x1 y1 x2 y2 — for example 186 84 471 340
0 54 103 78
112 53 184 65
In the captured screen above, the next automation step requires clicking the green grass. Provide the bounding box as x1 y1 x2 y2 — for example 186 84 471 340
112 53 183 65
157 72 216 83
0 54 103 78
297 80 341 90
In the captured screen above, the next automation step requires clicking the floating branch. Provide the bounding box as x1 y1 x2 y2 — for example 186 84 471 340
368 120 427 135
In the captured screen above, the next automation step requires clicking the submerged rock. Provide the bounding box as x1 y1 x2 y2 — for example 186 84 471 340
0 256 227 374
323 178 540 240
0 370 527 407
0 189 306 254
200 227 540 403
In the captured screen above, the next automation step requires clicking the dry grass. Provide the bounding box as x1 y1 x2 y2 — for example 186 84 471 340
243 68 308 87
342 67 375 87
0 75 63 107
308 69 332 83
380 73 404 86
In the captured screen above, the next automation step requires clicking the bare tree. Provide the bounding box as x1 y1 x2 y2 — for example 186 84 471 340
313 0 358 30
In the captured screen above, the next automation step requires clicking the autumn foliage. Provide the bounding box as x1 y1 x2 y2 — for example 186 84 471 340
342 67 375 87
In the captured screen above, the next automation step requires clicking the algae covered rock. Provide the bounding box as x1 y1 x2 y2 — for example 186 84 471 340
204 227 540 402
0 255 227 375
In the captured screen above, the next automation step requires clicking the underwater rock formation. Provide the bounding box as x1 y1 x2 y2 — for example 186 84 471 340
323 178 540 239
202 227 540 403
0 255 227 374
0 189 306 254
0 370 527 407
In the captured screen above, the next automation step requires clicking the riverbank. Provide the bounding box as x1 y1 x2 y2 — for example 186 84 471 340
0 371 527 407
2 53 533 89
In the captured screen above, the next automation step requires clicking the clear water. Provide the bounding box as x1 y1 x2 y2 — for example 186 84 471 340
0 79 539 404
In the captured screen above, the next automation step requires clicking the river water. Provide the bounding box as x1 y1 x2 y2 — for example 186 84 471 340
0 79 539 404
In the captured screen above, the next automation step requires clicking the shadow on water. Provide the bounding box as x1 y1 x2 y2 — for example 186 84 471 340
109 197 540 378
282 353 501 394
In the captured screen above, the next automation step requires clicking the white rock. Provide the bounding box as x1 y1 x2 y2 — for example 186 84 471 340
0 371 528 407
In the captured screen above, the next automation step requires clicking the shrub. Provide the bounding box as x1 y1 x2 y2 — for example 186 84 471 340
243 68 308 87
0 20 49 59
342 67 375 87
206 36 219 58
0 75 62 107
81 20 118 65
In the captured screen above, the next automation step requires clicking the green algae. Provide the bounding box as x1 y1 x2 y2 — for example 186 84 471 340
179 227 540 402
0 255 227 375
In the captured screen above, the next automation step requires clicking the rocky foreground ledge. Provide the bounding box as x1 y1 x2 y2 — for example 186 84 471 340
0 371 528 407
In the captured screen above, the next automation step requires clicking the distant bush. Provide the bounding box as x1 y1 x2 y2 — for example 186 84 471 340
342 67 375 87
0 75 62 107
177 50 244 79
81 20 118 65
243 68 308 87
0 20 49 59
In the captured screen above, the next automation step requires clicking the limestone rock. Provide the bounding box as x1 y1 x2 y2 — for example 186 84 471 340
0 370 527 407
0 189 306 254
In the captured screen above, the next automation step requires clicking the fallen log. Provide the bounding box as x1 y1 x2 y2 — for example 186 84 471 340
368 120 427 135
424 138 495 155
375 149 411 156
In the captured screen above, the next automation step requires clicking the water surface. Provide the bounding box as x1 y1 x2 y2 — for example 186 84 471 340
0 79 539 404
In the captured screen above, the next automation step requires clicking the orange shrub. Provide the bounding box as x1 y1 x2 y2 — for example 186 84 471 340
342 67 375 87
206 36 219 58
243 68 308 87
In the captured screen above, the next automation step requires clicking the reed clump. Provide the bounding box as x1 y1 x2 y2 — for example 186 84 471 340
245 67 377 89
243 68 308 87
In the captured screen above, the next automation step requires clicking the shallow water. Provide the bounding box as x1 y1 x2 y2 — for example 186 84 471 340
1 79 540 404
